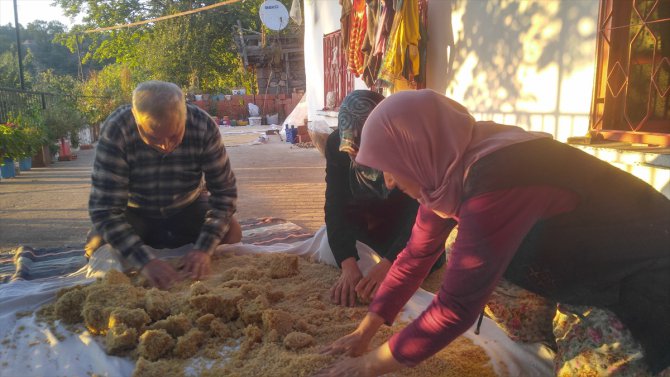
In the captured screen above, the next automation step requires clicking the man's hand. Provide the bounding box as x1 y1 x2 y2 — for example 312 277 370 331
330 258 363 307
141 259 181 289
182 250 211 280
355 258 392 304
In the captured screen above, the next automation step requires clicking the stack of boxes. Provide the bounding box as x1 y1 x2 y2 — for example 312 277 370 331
296 125 310 143
284 124 312 144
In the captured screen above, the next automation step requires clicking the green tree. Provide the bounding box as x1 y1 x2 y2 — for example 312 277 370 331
24 21 80 77
78 63 133 127
0 49 33 89
0 25 34 89
32 70 86 143
53 0 281 93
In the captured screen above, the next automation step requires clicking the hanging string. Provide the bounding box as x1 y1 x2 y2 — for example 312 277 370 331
84 0 243 33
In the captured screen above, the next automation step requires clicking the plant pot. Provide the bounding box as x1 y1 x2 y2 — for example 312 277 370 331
1 158 16 179
19 157 32 171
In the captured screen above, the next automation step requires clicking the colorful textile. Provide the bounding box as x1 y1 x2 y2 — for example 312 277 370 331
0 246 87 283
347 0 368 76
340 0 352 56
361 0 384 87
0 218 313 283
484 279 555 344
374 0 396 56
553 304 652 377
377 0 420 89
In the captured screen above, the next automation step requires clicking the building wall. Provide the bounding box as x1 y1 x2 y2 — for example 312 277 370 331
303 0 670 197
304 0 380 129
304 1 599 138
426 0 598 143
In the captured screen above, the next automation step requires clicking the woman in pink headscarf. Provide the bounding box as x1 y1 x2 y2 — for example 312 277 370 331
314 89 670 376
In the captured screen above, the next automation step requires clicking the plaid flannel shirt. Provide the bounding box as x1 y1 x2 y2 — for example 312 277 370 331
89 104 237 270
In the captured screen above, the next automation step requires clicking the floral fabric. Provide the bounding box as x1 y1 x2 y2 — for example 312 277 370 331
552 304 670 377
442 232 670 375
484 278 555 343
347 0 367 77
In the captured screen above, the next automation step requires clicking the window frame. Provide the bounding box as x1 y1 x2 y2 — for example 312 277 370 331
591 0 670 147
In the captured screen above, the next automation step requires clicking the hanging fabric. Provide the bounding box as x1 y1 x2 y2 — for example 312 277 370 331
374 0 396 56
347 0 368 77
377 0 421 92
416 0 428 89
340 0 353 58
361 0 382 87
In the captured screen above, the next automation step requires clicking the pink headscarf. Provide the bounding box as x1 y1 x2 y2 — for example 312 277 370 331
356 89 549 217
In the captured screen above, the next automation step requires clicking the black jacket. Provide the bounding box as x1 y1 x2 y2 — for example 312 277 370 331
324 131 419 267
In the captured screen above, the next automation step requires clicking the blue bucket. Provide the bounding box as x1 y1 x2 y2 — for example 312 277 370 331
1 158 16 179
19 157 31 171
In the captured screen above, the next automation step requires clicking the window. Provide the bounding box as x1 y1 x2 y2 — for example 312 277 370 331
592 0 670 146
323 30 355 110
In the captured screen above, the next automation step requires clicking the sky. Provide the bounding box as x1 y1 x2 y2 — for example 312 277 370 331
0 0 80 28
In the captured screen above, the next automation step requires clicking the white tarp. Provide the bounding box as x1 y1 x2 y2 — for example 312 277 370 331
0 226 554 376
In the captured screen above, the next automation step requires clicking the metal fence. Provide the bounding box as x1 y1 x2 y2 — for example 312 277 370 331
0 87 60 123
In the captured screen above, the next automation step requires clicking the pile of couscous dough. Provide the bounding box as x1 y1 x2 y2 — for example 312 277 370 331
35 252 499 377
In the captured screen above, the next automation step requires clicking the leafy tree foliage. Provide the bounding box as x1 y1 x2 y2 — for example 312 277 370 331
32 70 86 142
0 48 33 89
53 0 285 93
0 21 84 88
78 63 133 126
24 21 80 77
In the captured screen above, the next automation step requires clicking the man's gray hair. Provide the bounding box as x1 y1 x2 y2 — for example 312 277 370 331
132 81 185 118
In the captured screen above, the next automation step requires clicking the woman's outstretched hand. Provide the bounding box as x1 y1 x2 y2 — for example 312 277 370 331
320 330 368 357
310 355 373 377
312 342 404 377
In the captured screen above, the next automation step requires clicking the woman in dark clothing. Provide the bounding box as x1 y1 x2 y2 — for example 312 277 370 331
316 89 670 376
325 90 443 307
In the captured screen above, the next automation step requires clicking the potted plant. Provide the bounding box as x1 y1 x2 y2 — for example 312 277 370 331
0 122 31 178
1 111 48 177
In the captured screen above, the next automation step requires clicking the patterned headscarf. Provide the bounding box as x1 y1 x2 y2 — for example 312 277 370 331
338 90 387 199
356 89 549 216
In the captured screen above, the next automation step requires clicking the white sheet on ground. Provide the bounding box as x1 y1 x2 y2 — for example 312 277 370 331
0 226 554 377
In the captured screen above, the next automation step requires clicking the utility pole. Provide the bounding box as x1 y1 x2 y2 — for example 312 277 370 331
12 0 25 90
75 34 84 81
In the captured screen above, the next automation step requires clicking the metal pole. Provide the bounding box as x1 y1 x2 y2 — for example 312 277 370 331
12 0 25 90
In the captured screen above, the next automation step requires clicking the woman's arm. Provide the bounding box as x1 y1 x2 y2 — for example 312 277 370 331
385 186 578 366
368 205 456 324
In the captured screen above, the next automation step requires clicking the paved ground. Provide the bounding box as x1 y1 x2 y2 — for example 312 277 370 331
0 126 447 291
0 127 326 253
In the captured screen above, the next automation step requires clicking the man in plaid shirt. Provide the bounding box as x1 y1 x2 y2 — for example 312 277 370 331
88 81 240 289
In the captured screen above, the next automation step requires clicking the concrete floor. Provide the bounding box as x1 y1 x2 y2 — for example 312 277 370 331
0 127 446 292
0 128 326 253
